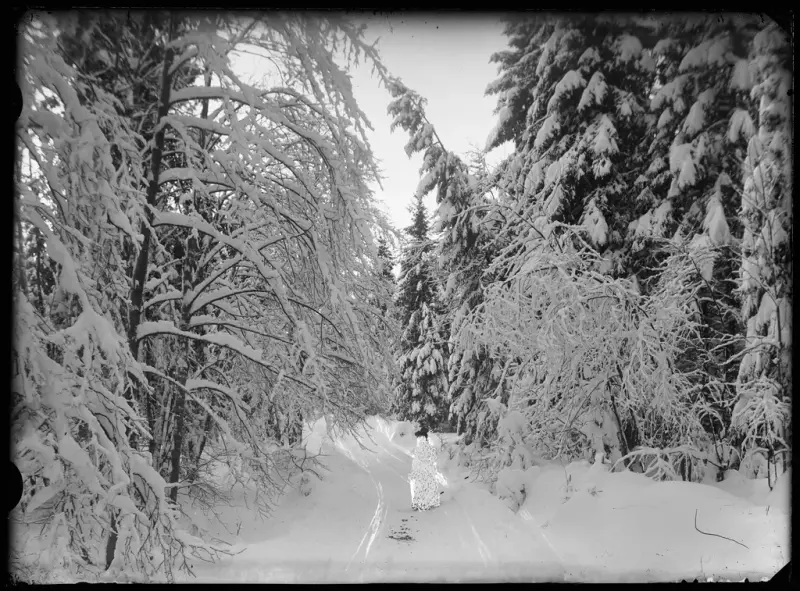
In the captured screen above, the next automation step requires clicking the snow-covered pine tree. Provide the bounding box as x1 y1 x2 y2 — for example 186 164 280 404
635 14 762 260
633 14 765 469
486 14 655 262
472 14 788 484
392 195 450 428
368 235 399 330
378 236 396 283
370 234 401 413
441 153 509 444
385 77 505 440
733 19 792 483
466 14 658 459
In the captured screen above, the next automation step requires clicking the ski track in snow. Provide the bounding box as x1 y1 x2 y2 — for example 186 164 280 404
519 507 566 569
331 421 562 580
339 434 392 576
346 477 385 572
464 513 493 566
187 419 567 583
181 419 788 583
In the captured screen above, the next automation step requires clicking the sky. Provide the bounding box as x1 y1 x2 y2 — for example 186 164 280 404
230 14 513 241
347 13 513 235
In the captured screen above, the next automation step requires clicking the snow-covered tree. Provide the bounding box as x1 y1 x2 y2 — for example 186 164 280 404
392 195 449 427
456 226 722 482
368 234 401 414
457 14 657 453
14 11 397 580
455 14 792 484
733 19 792 483
368 234 399 320
14 13 218 580
385 77 507 440
377 236 396 281
629 14 770 465
486 15 656 261
441 155 509 444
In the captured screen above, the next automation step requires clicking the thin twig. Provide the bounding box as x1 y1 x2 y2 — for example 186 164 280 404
694 509 749 549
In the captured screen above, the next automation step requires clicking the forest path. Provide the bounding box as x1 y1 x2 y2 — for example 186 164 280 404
185 417 564 583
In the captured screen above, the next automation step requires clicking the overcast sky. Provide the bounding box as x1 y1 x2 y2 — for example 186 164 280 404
231 13 512 239
349 13 512 235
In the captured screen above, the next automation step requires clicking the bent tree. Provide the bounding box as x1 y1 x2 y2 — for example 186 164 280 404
14 11 395 580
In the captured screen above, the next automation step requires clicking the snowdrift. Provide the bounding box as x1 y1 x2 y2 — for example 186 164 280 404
485 454 788 582
173 416 787 583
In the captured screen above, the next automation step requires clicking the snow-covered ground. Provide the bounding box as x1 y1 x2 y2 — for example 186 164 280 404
180 417 789 583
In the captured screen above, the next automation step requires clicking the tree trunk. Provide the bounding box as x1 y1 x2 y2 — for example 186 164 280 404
170 51 215 495
109 16 176 571
35 231 46 313
169 233 199 503
105 512 117 569
189 412 214 482
126 20 177 359
169 346 189 503
15 210 28 296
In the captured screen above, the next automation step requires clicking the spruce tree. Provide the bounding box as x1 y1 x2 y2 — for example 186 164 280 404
441 154 508 444
374 235 397 315
630 14 764 463
377 236 396 282
475 14 657 454
392 195 449 428
385 77 505 439
733 19 792 480
486 15 656 262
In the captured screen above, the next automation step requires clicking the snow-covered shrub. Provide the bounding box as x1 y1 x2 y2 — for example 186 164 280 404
452 228 721 484
612 446 705 482
730 376 790 484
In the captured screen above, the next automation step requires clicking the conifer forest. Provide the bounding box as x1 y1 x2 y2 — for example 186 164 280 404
11 11 791 583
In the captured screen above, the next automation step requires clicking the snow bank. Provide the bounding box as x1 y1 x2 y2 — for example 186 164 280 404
764 468 791 516
515 458 788 581
710 469 772 506
173 418 786 583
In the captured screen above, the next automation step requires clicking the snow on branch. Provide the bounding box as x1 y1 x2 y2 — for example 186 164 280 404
152 211 279 283
452 230 713 470
186 378 251 412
